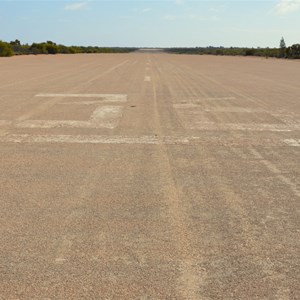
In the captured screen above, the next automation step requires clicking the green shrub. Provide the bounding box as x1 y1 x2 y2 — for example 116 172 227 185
45 43 59 54
287 44 300 59
0 41 14 57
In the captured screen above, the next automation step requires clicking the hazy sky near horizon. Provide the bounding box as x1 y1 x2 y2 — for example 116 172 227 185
0 0 299 47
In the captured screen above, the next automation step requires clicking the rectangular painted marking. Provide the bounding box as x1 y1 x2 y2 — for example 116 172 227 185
201 107 266 113
144 76 151 82
174 105 265 113
35 94 127 101
185 122 299 132
204 97 236 101
174 97 236 106
16 120 91 129
90 106 123 128
60 100 126 105
173 104 199 109
16 106 123 129
0 134 288 147
0 134 191 145
284 139 300 147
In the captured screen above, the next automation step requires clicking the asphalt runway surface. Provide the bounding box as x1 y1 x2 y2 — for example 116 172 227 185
0 52 299 299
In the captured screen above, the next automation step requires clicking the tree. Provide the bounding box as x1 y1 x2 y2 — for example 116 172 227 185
279 37 286 58
10 39 21 46
280 37 286 48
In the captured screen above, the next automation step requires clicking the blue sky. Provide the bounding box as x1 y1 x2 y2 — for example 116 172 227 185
0 0 299 47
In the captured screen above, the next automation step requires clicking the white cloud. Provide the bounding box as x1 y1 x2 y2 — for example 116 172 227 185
164 15 177 21
64 2 87 11
274 0 300 15
142 8 151 13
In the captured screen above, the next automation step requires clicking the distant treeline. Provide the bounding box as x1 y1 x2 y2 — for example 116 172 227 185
0 40 136 57
2 39 300 59
165 45 300 59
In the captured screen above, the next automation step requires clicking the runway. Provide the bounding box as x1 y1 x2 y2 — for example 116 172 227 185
0 52 299 299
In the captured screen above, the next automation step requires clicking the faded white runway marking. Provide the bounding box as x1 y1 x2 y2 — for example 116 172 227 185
16 106 123 129
90 106 122 123
0 134 290 147
284 139 300 147
250 149 300 197
173 97 236 106
174 104 265 113
60 100 126 105
36 93 127 101
184 122 299 132
144 76 151 82
205 96 236 100
201 107 267 113
178 97 236 101
55 236 72 264
4 94 128 130
173 103 199 109
0 134 192 145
